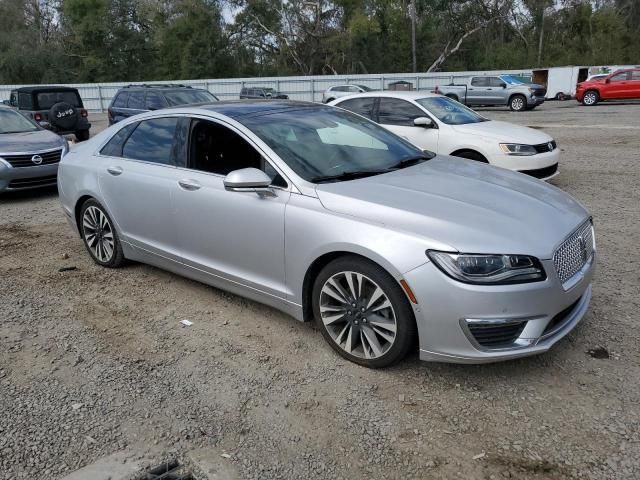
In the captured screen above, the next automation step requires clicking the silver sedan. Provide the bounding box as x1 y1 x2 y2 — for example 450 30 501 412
57 101 595 367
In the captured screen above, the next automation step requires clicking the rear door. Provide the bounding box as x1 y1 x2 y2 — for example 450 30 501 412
376 97 439 152
467 77 489 105
629 70 640 97
126 91 147 116
172 116 291 299
97 116 182 261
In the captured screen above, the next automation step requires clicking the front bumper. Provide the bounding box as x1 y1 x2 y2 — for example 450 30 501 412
0 162 59 192
489 148 560 180
527 95 545 107
403 256 594 364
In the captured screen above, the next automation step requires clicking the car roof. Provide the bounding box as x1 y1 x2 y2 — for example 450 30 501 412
118 84 205 92
333 91 439 101
195 100 320 118
13 86 80 94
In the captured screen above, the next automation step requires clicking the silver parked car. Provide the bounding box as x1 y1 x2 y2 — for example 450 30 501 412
58 101 595 367
0 106 69 192
322 84 373 103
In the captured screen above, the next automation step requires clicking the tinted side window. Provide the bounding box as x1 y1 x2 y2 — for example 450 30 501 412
377 98 424 126
127 92 145 109
610 72 629 82
18 93 34 109
145 91 166 110
188 119 287 187
100 123 137 157
471 77 489 87
632 71 640 80
122 117 179 165
113 92 128 108
338 98 376 120
9 92 18 107
488 77 505 87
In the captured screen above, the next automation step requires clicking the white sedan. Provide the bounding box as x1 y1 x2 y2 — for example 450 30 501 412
330 92 559 180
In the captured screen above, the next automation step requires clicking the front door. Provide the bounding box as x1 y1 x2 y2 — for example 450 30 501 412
172 117 291 299
97 116 181 261
602 71 631 99
376 97 439 152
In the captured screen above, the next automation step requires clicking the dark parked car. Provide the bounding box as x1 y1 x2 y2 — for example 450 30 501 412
240 87 289 99
5 86 91 141
0 105 68 192
107 84 219 125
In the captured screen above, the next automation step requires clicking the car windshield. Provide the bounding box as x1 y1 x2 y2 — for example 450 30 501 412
416 97 488 125
357 85 373 91
164 90 218 106
500 75 525 85
36 91 82 109
241 107 431 183
0 109 39 133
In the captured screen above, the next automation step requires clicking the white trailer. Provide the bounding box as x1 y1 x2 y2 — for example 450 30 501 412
532 66 589 100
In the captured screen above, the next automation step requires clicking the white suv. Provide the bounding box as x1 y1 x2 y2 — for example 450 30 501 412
322 85 373 103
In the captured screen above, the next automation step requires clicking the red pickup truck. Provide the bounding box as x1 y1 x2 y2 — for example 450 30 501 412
576 68 640 106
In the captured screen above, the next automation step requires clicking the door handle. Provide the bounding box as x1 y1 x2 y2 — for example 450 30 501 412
107 166 123 176
178 179 201 191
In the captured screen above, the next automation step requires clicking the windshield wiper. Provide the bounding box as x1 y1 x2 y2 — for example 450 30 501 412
390 153 434 169
311 169 392 183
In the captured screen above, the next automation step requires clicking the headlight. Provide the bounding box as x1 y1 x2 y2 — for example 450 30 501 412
499 143 537 156
427 251 546 285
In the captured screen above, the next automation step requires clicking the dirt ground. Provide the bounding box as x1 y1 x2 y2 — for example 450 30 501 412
1 101 639 480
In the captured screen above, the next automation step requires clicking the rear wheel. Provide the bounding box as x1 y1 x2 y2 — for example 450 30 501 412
80 199 125 268
509 94 527 111
312 256 416 368
582 90 599 106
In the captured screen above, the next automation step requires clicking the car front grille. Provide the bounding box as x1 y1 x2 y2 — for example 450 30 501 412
8 174 58 189
533 140 557 153
467 321 527 349
2 149 62 168
553 221 595 286
520 163 558 179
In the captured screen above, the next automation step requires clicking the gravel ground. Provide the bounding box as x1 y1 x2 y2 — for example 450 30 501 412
1 101 639 480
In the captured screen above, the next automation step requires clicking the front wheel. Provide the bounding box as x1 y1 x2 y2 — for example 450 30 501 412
312 256 417 368
509 95 527 111
80 199 125 268
582 90 599 106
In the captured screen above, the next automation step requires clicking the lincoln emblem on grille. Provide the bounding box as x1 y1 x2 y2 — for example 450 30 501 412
31 154 43 165
578 236 587 263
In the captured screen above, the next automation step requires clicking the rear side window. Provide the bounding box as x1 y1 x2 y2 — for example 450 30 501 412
9 92 18 107
18 93 34 109
122 117 179 165
112 92 128 108
100 123 137 157
127 92 145 109
470 77 489 87
337 97 376 120
36 91 81 109
145 91 166 110
632 71 640 80
377 98 424 126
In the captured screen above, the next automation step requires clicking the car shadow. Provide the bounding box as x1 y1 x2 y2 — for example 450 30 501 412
0 185 59 203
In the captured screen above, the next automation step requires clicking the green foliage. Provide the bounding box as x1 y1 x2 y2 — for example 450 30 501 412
0 0 637 84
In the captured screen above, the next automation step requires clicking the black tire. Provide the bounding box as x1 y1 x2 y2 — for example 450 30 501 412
452 150 488 163
582 90 599 106
509 94 527 111
79 199 125 268
445 94 459 102
49 102 78 130
312 255 417 368
75 130 90 142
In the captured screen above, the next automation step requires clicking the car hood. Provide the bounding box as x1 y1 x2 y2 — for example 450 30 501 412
315 156 589 259
0 129 65 153
450 120 553 143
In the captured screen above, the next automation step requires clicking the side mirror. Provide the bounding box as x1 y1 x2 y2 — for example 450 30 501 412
605 78 611 84
224 168 274 195
500 82 507 88
414 117 434 128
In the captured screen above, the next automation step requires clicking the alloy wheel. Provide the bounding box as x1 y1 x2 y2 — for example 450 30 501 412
319 271 397 359
511 97 525 111
82 206 115 263
583 92 597 105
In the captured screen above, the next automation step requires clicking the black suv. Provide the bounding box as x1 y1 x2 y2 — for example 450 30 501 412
107 84 218 125
5 86 91 141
